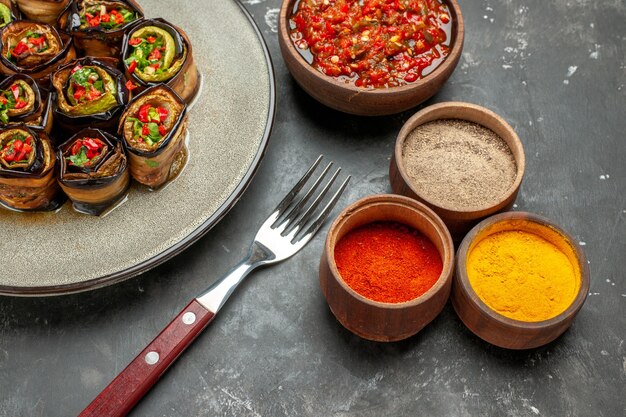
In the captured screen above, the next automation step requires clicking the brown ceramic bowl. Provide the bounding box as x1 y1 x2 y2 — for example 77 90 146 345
390 101 526 239
452 212 590 350
319 194 454 342
278 0 464 116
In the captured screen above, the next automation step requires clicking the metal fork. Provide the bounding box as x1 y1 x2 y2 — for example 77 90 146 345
79 156 350 417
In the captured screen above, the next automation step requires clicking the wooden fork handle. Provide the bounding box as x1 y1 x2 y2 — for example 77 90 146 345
79 299 215 417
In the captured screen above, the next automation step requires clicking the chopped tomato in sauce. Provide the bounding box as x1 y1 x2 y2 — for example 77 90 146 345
290 0 452 88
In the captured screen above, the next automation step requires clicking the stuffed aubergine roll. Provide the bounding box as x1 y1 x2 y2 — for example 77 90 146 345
0 75 53 134
68 0 143 58
118 84 188 189
122 18 198 104
0 125 64 211
0 20 76 86
57 128 129 215
51 57 128 134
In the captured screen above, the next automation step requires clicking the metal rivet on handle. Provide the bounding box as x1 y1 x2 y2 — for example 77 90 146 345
182 312 196 325
145 351 159 365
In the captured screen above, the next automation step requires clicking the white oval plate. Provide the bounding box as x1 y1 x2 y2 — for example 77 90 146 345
0 0 275 295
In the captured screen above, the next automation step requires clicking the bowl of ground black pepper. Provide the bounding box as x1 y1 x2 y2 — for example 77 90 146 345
319 194 454 342
452 212 590 349
390 101 525 239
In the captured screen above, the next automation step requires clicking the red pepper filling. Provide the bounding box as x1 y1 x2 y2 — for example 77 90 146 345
129 104 170 146
0 82 29 123
82 5 136 30
125 35 167 75
67 137 105 167
125 79 137 91
290 0 452 88
1 133 33 164
68 65 106 104
9 32 49 60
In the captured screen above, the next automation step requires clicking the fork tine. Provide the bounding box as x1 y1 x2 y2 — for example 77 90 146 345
284 167 341 236
272 155 323 219
277 161 333 230
293 175 351 243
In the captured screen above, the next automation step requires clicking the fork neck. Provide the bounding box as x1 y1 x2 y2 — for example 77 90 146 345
195 242 274 314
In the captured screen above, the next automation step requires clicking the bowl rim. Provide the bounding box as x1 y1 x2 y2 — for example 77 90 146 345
393 101 526 215
455 211 590 329
278 0 465 96
324 193 455 309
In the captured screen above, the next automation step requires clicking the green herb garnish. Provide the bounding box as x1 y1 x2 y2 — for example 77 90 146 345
68 147 89 166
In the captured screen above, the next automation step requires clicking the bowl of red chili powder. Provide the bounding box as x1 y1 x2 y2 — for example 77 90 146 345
278 0 465 116
319 194 454 342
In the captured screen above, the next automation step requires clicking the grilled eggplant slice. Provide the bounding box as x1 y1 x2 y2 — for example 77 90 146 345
118 84 187 189
0 20 76 87
51 56 128 134
122 18 198 104
0 0 20 28
0 125 64 211
14 0 71 26
68 0 143 58
57 128 129 215
0 75 53 134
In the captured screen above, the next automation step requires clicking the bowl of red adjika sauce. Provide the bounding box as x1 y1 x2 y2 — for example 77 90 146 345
452 212 590 349
319 194 454 342
278 0 464 115
390 101 526 239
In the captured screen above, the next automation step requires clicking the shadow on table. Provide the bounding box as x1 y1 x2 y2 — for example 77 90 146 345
0 240 211 333
319 297 571 372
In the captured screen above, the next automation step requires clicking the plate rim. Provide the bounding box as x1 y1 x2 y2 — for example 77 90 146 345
0 1 276 297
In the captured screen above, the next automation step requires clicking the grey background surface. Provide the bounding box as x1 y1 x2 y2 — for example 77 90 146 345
1 0 625 416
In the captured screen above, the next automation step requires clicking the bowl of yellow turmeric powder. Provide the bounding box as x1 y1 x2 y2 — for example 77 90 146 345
452 211 590 350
